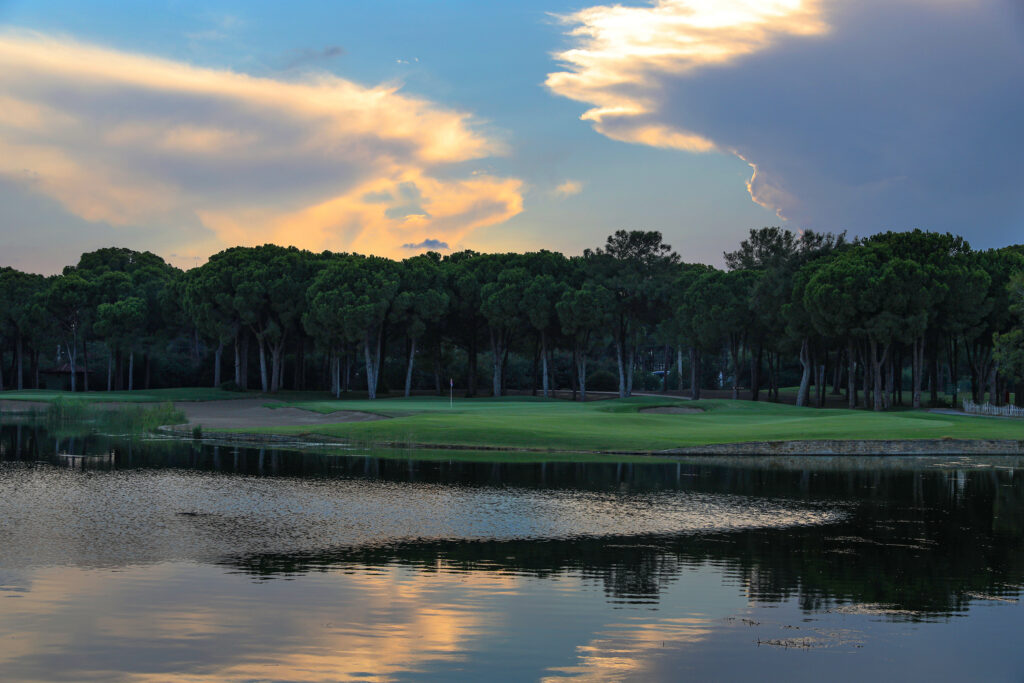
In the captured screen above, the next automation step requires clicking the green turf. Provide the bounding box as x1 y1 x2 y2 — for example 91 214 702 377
0 388 245 403
234 395 1024 452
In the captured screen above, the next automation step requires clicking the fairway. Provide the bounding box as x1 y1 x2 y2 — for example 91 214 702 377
248 395 1024 452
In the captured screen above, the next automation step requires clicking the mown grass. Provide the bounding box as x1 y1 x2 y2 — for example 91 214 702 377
0 387 244 403
237 395 1024 452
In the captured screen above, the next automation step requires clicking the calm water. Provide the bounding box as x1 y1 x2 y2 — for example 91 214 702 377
0 423 1022 681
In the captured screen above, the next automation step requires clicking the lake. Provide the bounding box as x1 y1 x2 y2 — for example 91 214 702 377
0 422 1022 681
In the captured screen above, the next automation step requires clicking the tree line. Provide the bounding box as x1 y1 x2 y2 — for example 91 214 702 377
1 228 1023 411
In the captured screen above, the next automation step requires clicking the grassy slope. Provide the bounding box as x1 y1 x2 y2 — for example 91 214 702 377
0 388 242 403
250 396 1024 452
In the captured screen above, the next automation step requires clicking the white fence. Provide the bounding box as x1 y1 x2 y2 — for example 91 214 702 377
962 399 1024 418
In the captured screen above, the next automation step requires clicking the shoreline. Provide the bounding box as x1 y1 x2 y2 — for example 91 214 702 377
157 426 1024 457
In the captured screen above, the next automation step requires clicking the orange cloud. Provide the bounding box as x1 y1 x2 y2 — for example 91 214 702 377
0 31 522 258
546 1 829 155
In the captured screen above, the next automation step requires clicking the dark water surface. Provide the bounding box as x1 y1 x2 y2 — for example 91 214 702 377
1 423 1022 681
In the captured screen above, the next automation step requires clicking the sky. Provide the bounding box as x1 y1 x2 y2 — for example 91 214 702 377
0 0 1021 273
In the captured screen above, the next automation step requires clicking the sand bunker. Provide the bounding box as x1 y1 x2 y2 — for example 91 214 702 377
641 406 704 415
176 400 389 429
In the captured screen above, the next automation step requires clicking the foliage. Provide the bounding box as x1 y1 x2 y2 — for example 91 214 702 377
3 228 1024 412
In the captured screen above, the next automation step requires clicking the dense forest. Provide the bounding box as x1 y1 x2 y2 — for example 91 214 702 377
2 228 1023 411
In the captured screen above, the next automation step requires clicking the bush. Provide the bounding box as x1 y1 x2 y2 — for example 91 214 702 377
641 372 663 391
588 369 618 392
218 380 244 392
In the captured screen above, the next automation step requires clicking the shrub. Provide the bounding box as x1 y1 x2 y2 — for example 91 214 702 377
588 369 618 392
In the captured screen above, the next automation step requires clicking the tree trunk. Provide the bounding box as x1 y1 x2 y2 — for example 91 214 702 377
16 336 23 390
405 337 417 398
663 344 671 393
530 337 539 396
82 338 89 392
615 340 627 399
626 344 635 397
490 329 503 398
677 348 684 391
107 348 113 392
796 339 811 407
365 329 383 400
750 344 762 401
128 350 134 391
871 340 887 412
547 345 555 397
912 337 923 409
987 364 999 406
269 340 284 393
293 339 304 391
344 351 351 392
501 344 510 396
879 352 887 410
467 336 477 397
240 334 250 390
68 335 77 393
848 340 857 409
539 332 549 399
34 349 40 389
729 336 741 401
577 349 588 402
820 362 828 407
234 333 241 386
690 347 701 400
214 341 223 387
433 345 442 396
257 337 269 393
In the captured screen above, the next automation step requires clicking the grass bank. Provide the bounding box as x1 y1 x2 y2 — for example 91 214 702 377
0 387 243 403
246 396 1024 452
39 398 187 434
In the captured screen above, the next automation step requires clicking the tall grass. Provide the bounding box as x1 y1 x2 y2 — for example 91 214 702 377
44 398 186 433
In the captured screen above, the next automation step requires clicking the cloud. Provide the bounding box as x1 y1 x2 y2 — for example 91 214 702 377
0 31 522 258
401 238 450 250
547 0 1024 242
552 179 583 198
281 45 346 70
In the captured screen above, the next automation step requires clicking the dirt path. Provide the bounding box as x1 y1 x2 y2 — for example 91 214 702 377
175 400 388 429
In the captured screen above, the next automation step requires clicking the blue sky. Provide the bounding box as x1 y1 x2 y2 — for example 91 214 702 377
0 0 1020 272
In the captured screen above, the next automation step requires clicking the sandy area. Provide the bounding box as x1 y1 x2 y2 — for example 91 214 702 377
176 400 388 429
0 400 49 413
640 406 704 415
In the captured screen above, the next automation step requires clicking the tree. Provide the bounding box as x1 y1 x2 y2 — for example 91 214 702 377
392 254 449 397
94 297 146 390
0 268 47 390
586 230 679 397
480 259 529 397
804 245 928 411
46 274 93 392
305 255 399 399
557 280 612 401
680 269 756 400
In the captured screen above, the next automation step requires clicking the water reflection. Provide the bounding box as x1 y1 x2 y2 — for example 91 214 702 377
0 423 1022 681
